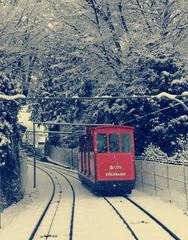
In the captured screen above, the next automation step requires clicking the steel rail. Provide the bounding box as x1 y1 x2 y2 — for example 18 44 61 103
60 174 76 240
28 159 76 240
44 173 63 240
43 165 76 240
39 164 139 240
104 197 139 240
28 164 56 240
36 159 76 240
125 196 181 240
42 165 79 181
25 146 181 240
44 163 182 240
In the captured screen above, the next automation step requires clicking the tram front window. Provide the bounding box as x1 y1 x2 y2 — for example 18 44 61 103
109 134 119 152
97 134 107 153
121 134 131 152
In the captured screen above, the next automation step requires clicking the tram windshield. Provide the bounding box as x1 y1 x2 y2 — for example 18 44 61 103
121 134 131 152
109 134 119 152
97 134 107 153
96 132 132 153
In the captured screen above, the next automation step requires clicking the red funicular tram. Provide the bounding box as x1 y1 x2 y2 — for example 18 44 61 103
78 125 135 194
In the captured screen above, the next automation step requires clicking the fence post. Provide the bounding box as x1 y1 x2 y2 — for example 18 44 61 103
182 159 188 210
141 159 144 191
71 149 74 169
166 159 171 203
153 160 157 193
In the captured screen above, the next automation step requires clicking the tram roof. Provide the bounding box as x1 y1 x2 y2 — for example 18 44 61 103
87 125 134 130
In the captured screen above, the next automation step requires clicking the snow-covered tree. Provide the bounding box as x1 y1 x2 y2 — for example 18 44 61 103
0 73 24 207
0 0 54 207
0 0 55 95
29 0 188 155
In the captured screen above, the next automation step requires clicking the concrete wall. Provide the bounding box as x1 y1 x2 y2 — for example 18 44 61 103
45 144 78 169
135 159 188 210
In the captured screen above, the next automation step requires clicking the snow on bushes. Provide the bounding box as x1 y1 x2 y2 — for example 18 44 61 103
142 143 168 162
142 141 188 164
169 136 188 163
0 73 23 208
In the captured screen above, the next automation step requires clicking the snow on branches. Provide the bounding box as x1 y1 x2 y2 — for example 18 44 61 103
153 92 188 111
0 93 26 101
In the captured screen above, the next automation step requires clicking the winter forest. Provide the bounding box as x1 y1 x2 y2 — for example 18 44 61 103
0 0 188 207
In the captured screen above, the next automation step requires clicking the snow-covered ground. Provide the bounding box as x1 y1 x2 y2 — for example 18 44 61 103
0 163 188 240
130 192 188 239
0 165 52 240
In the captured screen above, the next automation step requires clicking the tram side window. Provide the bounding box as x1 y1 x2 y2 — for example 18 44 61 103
97 134 107 153
121 134 131 152
109 134 119 152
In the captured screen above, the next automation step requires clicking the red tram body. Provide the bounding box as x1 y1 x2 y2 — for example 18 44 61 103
78 126 135 194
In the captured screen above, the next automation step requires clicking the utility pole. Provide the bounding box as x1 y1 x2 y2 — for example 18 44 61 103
33 122 36 188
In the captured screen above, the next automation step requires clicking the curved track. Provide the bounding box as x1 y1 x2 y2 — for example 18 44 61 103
28 165 56 240
27 161 76 240
23 146 181 240
51 171 76 240
41 162 182 240
38 163 137 239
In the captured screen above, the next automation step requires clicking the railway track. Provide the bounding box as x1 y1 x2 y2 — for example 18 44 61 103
27 160 76 240
124 196 181 240
40 162 182 240
104 197 181 240
28 165 56 240
23 147 181 240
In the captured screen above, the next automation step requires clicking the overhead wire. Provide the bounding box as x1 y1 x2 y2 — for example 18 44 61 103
124 100 188 124
30 99 188 127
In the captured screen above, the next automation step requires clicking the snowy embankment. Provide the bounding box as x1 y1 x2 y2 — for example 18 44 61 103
1 160 188 239
0 164 52 240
